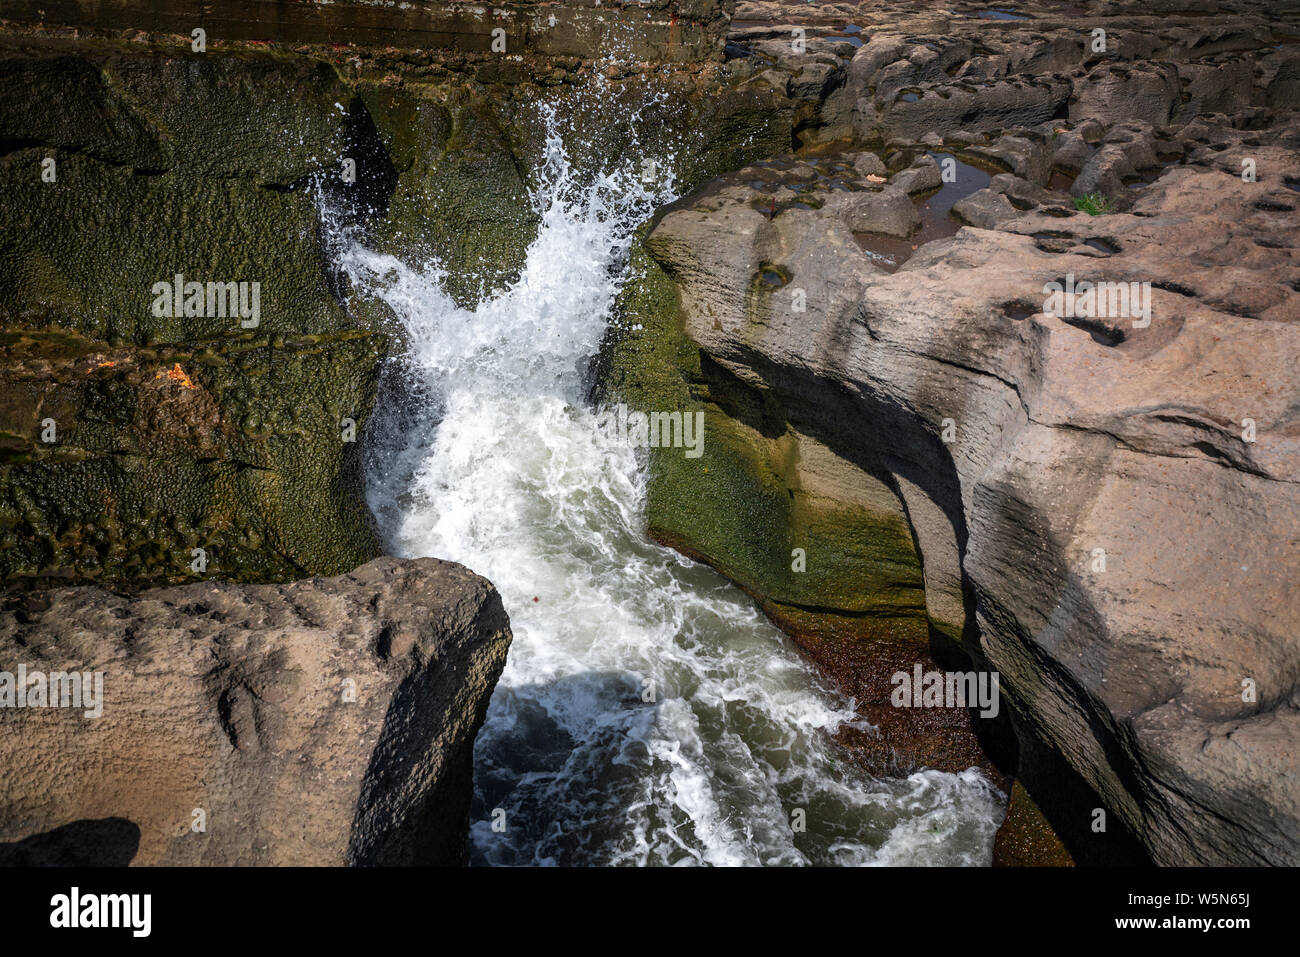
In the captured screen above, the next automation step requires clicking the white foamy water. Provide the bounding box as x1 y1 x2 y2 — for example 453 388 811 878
331 103 1003 866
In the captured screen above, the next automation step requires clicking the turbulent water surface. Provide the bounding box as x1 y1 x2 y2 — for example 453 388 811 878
331 101 1003 866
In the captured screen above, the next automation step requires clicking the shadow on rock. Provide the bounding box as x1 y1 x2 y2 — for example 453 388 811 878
0 817 140 866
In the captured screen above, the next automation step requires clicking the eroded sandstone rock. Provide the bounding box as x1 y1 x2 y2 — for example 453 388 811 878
612 112 1300 863
0 557 511 865
725 0 1299 157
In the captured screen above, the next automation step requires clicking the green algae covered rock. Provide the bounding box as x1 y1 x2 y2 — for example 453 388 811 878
0 41 386 583
0 328 384 584
599 234 928 646
359 73 793 306
0 32 795 585
0 44 356 344
360 83 539 307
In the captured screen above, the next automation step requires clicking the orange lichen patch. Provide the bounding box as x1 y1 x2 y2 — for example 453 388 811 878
156 363 197 389
95 361 116 369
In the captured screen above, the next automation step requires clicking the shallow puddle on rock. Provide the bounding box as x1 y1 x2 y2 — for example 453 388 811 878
1124 158 1185 190
825 32 865 47
1048 167 1075 192
854 153 992 272
1083 237 1120 255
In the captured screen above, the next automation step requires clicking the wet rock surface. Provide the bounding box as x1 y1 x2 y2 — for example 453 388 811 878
0 557 512 865
0 329 385 584
0 24 792 585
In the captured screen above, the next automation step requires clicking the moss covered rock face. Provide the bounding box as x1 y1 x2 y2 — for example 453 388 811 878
596 228 1017 787
359 83 539 308
0 25 795 585
0 38 388 584
358 71 792 305
0 328 384 584
0 43 357 343
600 234 929 649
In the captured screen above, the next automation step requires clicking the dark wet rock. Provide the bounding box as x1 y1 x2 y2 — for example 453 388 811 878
952 187 1020 227
1050 127 1095 175
851 150 888 177
990 172 1066 212
992 780 1075 867
958 132 1054 186
0 557 512 865
0 328 386 584
789 60 845 100
890 153 943 194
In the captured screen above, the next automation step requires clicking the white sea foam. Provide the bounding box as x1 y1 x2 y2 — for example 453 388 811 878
329 96 1003 866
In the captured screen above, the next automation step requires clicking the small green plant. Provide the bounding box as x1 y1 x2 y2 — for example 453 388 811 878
1073 192 1115 215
